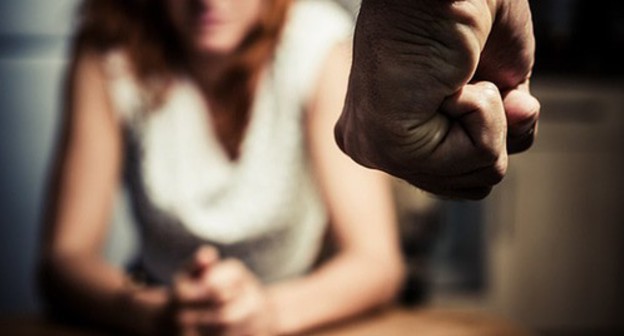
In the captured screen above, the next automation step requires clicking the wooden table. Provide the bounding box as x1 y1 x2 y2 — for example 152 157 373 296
312 307 533 336
1 307 534 336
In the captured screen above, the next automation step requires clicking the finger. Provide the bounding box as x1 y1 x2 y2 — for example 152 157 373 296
176 305 241 334
507 121 537 154
474 0 535 90
195 290 256 336
502 81 540 133
430 82 507 175
412 151 507 191
203 259 249 305
174 257 249 308
173 273 212 306
502 83 540 154
442 81 507 151
186 245 220 278
173 247 221 305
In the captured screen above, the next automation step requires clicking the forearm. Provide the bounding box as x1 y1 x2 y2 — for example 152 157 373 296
39 253 169 335
267 250 405 335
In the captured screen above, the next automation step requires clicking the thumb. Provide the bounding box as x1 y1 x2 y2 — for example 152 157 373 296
502 84 540 153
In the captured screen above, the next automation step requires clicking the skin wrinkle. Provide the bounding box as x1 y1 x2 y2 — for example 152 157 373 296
411 119 449 160
400 118 445 153
363 2 482 106
338 90 384 170
450 0 494 37
360 8 454 119
469 83 500 145
379 116 450 177
389 19 474 94
384 33 466 97
412 82 506 175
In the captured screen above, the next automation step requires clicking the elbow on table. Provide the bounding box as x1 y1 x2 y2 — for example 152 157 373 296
374 254 407 307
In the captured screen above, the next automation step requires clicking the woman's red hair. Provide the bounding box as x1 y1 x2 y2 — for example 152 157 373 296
73 0 292 158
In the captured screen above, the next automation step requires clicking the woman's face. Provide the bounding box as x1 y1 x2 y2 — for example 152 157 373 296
166 0 265 56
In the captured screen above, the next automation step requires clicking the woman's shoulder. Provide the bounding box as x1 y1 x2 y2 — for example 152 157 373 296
275 1 353 101
99 48 136 81
76 47 148 124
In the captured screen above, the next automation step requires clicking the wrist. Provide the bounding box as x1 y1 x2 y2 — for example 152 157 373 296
265 289 284 335
119 282 171 336
265 285 302 336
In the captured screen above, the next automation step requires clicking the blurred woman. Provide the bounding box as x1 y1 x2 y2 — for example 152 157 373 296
39 0 404 335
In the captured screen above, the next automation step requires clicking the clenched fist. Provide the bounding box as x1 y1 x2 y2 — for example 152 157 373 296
335 0 540 199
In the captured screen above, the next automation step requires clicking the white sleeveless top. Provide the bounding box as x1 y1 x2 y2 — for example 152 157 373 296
103 1 353 284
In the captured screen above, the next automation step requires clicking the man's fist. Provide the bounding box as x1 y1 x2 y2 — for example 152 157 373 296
335 0 539 199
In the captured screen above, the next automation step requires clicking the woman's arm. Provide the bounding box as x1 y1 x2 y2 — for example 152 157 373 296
38 50 168 335
267 43 406 335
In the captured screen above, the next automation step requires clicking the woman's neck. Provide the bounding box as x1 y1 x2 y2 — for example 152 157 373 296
186 53 229 94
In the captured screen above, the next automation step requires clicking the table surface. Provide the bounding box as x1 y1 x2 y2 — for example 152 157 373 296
1 307 534 336
312 307 533 336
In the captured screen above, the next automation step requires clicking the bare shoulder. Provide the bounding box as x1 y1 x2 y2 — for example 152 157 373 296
307 41 352 114
71 48 107 83
70 47 147 125
65 47 125 130
72 48 136 84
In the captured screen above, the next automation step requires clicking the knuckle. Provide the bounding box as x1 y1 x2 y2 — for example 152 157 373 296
477 81 501 101
488 160 507 185
472 82 503 114
475 144 500 165
477 149 507 186
527 97 541 120
534 98 542 116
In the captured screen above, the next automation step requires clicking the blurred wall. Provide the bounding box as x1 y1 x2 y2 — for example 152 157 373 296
0 0 78 313
485 79 624 331
484 1 624 330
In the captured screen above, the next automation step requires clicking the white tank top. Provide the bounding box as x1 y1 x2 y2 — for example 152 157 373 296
102 0 353 284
